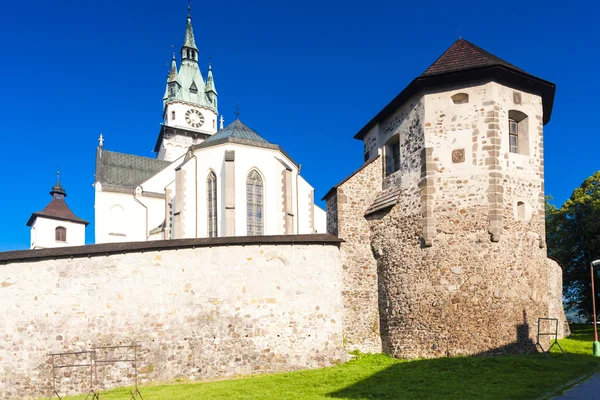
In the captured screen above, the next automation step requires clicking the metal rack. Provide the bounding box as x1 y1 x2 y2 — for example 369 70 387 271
525 317 567 360
48 350 99 400
92 345 143 400
48 345 143 399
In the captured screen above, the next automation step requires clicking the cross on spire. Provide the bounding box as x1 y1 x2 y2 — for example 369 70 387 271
188 0 191 17
235 103 240 119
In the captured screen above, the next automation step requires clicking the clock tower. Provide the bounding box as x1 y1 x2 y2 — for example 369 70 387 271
155 3 220 162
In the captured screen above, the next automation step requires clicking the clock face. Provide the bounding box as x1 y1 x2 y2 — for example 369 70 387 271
185 109 204 128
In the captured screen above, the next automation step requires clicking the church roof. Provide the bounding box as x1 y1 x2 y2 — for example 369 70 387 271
95 149 172 190
27 182 89 226
204 119 270 144
190 119 299 168
354 39 556 140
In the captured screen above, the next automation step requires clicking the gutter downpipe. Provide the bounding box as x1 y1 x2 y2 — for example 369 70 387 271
133 187 149 240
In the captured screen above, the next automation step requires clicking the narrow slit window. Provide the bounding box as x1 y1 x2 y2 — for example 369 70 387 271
207 171 218 237
509 118 518 153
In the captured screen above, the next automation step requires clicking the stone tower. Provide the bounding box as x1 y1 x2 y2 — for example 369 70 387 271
27 174 89 249
325 39 568 357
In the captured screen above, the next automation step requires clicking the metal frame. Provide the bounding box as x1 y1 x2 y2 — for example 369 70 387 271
92 345 143 400
525 317 567 360
48 350 99 400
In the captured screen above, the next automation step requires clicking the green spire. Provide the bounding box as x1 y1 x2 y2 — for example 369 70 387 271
205 63 218 110
182 1 198 51
206 63 217 95
169 53 178 82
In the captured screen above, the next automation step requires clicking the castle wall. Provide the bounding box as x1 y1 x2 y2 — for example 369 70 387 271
368 81 567 358
0 236 344 399
325 156 384 353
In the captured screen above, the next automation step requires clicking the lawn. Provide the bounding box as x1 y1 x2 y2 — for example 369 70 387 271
62 325 599 400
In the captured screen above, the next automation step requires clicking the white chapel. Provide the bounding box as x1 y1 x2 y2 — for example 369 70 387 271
93 5 326 243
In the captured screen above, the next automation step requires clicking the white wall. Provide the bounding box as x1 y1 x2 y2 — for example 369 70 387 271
30 217 86 249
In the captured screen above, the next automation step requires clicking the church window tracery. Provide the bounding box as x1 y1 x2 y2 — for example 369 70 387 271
246 170 264 236
207 171 218 237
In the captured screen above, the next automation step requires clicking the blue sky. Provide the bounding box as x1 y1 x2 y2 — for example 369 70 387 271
0 0 598 251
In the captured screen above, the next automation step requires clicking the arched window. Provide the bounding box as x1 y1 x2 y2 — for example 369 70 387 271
55 227 66 242
246 170 264 236
171 111 175 120
207 171 218 237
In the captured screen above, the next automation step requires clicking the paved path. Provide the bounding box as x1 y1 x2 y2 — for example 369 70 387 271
554 373 600 399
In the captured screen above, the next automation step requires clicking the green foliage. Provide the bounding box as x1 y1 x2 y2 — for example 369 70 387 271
61 326 600 400
546 171 600 318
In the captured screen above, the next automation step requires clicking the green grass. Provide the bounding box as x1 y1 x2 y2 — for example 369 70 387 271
62 325 599 400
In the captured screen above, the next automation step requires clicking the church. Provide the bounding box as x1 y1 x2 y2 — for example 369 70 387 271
92 5 326 243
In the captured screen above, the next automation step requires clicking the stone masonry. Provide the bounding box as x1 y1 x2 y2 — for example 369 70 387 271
0 236 344 399
323 156 383 353
326 78 568 358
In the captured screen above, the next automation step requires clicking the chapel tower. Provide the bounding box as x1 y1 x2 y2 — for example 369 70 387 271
155 3 220 162
27 174 89 249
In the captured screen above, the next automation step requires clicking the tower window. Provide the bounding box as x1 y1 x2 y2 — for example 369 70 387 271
246 170 264 236
171 111 175 120
207 171 218 237
509 119 518 153
55 227 66 242
385 136 401 176
508 110 529 156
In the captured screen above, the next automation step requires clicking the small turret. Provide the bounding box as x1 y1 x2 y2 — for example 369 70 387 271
205 63 218 110
27 172 89 249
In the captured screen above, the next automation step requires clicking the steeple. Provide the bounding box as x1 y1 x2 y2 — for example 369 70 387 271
50 171 66 199
181 1 198 62
205 63 218 110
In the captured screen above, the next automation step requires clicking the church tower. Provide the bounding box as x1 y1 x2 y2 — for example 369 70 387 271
155 3 220 162
27 174 88 249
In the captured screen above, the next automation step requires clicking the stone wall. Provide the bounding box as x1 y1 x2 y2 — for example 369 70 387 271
365 82 568 358
0 235 344 399
324 156 383 353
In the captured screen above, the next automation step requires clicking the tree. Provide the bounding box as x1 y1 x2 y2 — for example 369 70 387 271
546 171 600 320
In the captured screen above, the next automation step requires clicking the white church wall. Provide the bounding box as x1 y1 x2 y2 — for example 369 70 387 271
95 190 147 243
313 206 326 233
30 218 85 249
191 144 300 237
297 176 312 234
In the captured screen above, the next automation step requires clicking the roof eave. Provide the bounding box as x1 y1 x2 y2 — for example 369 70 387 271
27 212 90 227
354 65 556 140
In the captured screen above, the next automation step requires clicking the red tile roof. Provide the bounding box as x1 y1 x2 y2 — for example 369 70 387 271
353 39 556 140
421 39 526 76
27 198 89 226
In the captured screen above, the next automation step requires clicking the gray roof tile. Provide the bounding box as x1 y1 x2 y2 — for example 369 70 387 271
205 119 270 144
96 149 172 189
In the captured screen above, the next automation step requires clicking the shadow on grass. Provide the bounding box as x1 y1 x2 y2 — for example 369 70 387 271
328 321 600 400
